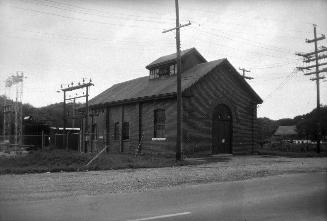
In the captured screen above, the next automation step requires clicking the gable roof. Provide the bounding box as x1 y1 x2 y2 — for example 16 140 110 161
145 47 207 70
89 58 263 107
274 126 298 136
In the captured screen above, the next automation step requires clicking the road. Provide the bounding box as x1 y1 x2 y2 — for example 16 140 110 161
1 172 326 221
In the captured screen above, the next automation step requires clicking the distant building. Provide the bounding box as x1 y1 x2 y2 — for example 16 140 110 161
273 125 298 141
86 48 263 155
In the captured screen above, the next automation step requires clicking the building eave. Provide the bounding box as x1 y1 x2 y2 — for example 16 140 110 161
89 92 177 109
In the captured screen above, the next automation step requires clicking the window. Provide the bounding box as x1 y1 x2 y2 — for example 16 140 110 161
114 122 120 140
91 123 97 140
149 69 159 79
122 122 129 140
154 109 165 138
158 66 170 77
149 69 154 79
149 64 175 79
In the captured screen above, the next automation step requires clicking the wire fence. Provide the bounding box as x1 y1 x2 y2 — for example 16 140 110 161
0 133 81 152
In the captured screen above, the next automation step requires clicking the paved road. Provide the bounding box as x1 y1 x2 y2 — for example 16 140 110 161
1 172 326 221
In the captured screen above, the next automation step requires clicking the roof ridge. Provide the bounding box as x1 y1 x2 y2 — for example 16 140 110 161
145 47 205 69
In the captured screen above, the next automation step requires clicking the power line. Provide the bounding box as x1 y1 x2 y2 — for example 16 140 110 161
18 0 173 25
257 68 298 109
9 5 162 29
198 28 298 61
198 26 295 56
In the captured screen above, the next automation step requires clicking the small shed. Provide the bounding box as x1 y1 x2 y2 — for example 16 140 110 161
273 125 298 141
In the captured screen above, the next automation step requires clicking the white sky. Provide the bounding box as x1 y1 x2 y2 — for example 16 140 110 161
0 0 327 120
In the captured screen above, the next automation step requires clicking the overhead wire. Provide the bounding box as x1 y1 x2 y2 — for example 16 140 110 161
17 0 174 25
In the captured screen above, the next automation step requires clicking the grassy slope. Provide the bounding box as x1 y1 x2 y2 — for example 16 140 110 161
0 150 189 174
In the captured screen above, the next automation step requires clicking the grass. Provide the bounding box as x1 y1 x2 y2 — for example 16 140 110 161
0 149 190 174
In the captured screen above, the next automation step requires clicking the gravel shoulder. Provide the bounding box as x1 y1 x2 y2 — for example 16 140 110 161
0 156 326 202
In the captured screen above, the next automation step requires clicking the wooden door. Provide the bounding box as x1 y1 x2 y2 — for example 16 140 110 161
212 104 232 154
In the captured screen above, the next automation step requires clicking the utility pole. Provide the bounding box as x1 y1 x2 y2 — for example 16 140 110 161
3 73 24 146
163 0 191 161
239 67 254 80
59 78 94 152
296 24 326 153
2 86 7 141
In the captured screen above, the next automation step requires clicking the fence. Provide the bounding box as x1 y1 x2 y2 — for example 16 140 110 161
0 132 81 151
264 140 327 152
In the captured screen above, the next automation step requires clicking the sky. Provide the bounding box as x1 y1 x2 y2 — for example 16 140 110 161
0 0 327 120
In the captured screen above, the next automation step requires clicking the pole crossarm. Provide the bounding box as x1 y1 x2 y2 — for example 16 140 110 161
310 76 326 81
162 21 191 33
239 67 250 73
303 53 327 63
243 76 254 80
304 68 327 75
306 34 325 43
61 82 94 92
239 67 254 80
65 95 87 101
297 61 327 70
296 47 327 58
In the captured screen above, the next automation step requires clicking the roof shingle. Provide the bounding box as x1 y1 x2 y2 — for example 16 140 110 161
274 126 298 136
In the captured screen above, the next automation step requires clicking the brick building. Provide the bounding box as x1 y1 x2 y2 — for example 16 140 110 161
87 48 262 155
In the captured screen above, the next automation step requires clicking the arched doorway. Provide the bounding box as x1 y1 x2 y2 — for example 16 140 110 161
212 104 232 154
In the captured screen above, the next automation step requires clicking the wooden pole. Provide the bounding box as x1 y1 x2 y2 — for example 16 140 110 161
41 130 44 150
175 0 182 161
63 91 67 150
313 25 321 153
85 86 89 152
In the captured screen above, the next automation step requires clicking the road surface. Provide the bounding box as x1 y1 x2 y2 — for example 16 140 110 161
1 172 326 221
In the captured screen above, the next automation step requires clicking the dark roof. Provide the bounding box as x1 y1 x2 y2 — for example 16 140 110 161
274 126 298 136
145 48 206 69
89 59 263 107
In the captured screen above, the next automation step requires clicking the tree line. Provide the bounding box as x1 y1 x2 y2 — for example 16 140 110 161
257 105 327 141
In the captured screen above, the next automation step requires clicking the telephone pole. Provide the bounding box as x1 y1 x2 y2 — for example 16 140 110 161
163 0 191 161
296 24 326 153
239 67 254 80
59 78 94 152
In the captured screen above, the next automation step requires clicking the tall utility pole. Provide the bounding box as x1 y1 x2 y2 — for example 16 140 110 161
60 79 94 152
163 0 191 161
3 73 24 146
239 67 254 80
296 24 326 153
2 85 8 140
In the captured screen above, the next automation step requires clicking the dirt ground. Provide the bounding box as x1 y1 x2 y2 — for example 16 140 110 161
0 155 326 202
